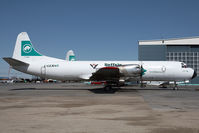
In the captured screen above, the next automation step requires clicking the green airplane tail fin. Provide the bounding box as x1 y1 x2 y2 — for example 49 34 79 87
12 32 42 61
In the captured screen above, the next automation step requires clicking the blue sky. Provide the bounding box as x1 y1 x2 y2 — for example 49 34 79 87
0 0 199 77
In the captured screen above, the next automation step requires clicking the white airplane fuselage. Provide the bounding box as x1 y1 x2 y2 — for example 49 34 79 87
12 56 194 82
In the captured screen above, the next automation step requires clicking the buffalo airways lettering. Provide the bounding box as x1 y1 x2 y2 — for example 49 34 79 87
104 63 122 67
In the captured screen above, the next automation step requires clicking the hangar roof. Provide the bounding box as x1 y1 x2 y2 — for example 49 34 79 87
139 36 199 45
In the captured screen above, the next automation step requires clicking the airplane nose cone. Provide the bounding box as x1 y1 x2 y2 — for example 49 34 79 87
192 70 197 79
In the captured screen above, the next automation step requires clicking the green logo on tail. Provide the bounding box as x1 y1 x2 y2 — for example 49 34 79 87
69 55 75 61
21 41 42 56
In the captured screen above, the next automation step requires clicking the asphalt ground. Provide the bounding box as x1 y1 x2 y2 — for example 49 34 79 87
0 83 199 133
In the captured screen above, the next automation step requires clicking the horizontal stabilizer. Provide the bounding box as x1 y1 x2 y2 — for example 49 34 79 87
3 57 29 66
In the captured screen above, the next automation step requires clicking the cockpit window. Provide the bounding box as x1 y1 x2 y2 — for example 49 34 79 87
181 63 187 68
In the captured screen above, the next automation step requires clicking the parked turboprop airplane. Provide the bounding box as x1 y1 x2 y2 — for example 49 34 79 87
3 32 197 90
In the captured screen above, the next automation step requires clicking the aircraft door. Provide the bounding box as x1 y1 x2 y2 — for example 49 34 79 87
41 66 46 78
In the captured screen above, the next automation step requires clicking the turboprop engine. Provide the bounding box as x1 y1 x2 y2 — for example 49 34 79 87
118 64 142 77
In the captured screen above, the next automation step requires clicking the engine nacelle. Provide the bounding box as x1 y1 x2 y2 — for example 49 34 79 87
119 64 141 77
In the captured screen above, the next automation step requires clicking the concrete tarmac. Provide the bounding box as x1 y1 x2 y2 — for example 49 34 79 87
0 83 199 133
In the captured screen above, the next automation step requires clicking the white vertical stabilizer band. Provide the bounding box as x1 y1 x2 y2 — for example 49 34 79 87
13 32 30 59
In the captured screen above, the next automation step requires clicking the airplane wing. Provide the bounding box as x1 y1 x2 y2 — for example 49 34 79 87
3 57 29 66
89 67 120 81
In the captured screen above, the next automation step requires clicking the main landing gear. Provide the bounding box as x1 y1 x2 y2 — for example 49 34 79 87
104 85 112 91
103 81 120 92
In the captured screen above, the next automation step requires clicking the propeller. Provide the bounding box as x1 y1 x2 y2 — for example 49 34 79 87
140 62 147 87
140 64 143 87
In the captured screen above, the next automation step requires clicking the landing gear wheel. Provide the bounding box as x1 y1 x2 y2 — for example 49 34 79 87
173 86 178 90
